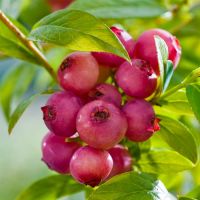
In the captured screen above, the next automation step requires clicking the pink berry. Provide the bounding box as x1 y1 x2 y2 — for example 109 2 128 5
42 132 81 174
70 146 113 187
58 52 99 95
115 59 157 98
41 91 83 137
88 83 122 107
122 99 160 142
108 145 132 179
76 100 127 149
92 26 135 68
48 0 74 11
133 29 181 75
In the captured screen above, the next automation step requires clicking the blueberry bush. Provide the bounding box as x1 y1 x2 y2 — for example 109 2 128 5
0 0 200 200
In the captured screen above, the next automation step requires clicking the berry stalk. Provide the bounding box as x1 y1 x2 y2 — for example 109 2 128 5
159 67 200 100
0 10 57 82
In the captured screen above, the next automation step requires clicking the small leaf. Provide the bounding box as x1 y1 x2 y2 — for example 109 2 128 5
16 175 85 200
163 60 174 92
29 10 130 61
186 84 200 122
0 13 39 64
88 172 171 200
179 197 197 200
138 149 194 174
68 0 166 19
184 185 200 200
158 115 198 163
8 94 38 134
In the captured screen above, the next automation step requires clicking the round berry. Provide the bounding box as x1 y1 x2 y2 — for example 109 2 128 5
58 52 99 95
41 91 83 137
133 29 181 75
122 99 160 142
115 59 157 98
92 26 135 68
88 83 122 107
108 145 132 179
42 132 81 174
76 100 127 149
70 146 113 187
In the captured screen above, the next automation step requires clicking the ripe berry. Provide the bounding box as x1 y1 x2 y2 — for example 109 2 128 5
70 146 113 187
92 26 135 68
41 91 83 137
115 59 157 98
58 52 99 95
48 0 74 11
88 83 122 107
122 99 160 142
76 100 127 149
107 145 132 179
133 29 181 75
42 132 81 174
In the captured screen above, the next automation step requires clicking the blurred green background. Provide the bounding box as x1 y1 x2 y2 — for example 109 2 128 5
0 0 200 199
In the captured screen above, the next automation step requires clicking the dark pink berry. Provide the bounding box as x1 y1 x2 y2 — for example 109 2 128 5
92 26 135 68
41 91 83 137
58 52 99 95
107 145 132 179
122 99 160 142
48 0 74 11
115 59 157 98
88 83 122 107
42 132 81 174
76 100 127 149
133 29 181 75
70 146 113 187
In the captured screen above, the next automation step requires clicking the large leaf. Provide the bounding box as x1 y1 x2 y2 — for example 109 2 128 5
29 10 130 61
158 116 198 163
183 186 200 200
186 84 200 123
0 13 38 63
68 0 166 19
16 175 85 200
138 149 194 174
88 172 172 200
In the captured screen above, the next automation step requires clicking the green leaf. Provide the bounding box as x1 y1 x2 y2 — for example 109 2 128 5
185 186 200 200
159 100 193 116
154 35 169 85
186 84 200 123
179 197 197 200
68 0 166 19
138 149 194 174
88 172 171 200
29 10 130 61
8 93 38 134
0 63 36 121
163 60 174 92
0 13 38 63
158 115 198 163
16 175 85 200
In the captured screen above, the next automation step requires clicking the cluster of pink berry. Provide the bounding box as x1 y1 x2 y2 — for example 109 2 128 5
41 26 181 187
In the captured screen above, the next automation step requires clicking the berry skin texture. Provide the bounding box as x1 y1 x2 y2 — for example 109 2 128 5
76 100 128 150
58 52 99 95
115 59 157 99
92 26 135 68
122 99 160 142
42 132 81 174
41 91 83 137
88 83 122 107
70 146 113 187
133 29 181 75
107 145 132 179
